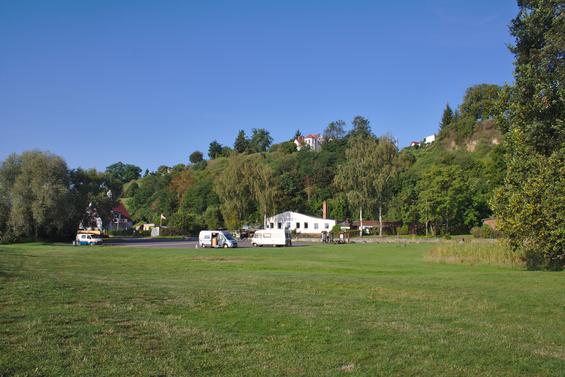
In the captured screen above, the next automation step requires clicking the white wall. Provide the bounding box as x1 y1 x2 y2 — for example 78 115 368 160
266 211 336 234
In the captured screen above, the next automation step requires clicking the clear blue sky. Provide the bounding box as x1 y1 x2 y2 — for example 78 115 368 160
0 0 517 171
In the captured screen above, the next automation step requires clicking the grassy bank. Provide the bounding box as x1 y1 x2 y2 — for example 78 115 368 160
425 241 524 267
1 243 563 376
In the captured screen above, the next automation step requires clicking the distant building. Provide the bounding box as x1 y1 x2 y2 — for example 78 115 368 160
265 211 336 234
295 134 323 152
423 134 436 144
108 202 133 231
410 141 421 147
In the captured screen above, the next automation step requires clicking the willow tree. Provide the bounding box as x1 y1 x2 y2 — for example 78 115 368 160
334 135 398 236
214 154 253 229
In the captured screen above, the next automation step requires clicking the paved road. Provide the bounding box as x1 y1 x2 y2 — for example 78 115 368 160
108 238 308 249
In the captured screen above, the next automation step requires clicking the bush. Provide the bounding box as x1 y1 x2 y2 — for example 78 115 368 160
471 224 501 239
397 224 409 236
108 229 134 237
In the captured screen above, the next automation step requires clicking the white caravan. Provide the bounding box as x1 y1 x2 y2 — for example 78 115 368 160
198 230 238 248
252 229 292 247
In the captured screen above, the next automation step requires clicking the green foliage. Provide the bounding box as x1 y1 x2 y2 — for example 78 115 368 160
0 151 84 241
471 224 501 239
439 103 453 131
208 140 224 159
494 1 565 270
248 128 273 153
323 120 346 141
105 162 141 185
189 150 204 164
233 130 249 153
349 116 372 139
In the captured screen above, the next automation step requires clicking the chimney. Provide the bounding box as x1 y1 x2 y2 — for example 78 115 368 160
322 200 328 219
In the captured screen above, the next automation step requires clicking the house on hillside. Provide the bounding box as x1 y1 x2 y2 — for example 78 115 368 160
265 211 336 234
410 141 421 147
423 134 436 144
109 202 133 231
294 134 323 152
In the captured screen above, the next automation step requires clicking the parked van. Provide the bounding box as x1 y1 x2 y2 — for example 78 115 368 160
252 229 292 247
198 230 238 248
75 233 103 246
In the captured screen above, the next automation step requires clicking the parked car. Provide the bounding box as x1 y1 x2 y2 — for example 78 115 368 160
252 229 292 247
198 230 238 248
76 233 103 246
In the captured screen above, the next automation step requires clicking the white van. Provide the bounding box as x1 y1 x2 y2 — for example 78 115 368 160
252 229 292 247
76 233 103 246
198 230 238 248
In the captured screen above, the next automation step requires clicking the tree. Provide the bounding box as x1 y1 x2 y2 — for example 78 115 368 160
334 135 398 236
189 151 204 164
1 151 74 241
208 140 224 159
323 120 346 142
105 162 141 185
214 154 254 229
234 130 249 153
349 116 372 139
439 104 453 131
493 0 565 269
249 128 273 153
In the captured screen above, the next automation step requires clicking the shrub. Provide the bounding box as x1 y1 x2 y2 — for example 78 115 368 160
397 224 409 236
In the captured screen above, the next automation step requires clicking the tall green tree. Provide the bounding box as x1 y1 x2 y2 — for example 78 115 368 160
493 0 565 269
323 120 346 141
2 151 74 240
334 135 398 236
349 116 372 139
234 130 250 153
249 128 273 153
208 140 224 159
105 162 141 185
439 104 454 131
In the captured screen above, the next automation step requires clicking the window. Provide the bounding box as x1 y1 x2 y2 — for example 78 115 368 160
270 222 274 229
296 222 300 228
314 223 319 230
277 222 282 229
304 222 308 229
264 233 271 238
325 223 330 229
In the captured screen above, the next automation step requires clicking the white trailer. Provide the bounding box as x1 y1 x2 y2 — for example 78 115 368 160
252 229 292 247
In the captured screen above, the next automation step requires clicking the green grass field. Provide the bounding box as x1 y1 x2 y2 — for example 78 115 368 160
1 243 563 376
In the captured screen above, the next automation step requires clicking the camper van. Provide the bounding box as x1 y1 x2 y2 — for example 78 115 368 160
75 233 103 246
252 229 292 247
198 230 238 248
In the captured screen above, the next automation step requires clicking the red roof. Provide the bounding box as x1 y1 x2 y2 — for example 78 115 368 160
112 201 131 219
305 133 320 139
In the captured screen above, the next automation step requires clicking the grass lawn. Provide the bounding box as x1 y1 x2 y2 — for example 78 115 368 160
0 243 563 376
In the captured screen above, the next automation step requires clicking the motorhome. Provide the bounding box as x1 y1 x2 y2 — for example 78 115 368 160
198 230 238 248
251 229 292 247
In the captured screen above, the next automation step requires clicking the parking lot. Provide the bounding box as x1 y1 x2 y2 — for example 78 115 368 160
109 238 307 249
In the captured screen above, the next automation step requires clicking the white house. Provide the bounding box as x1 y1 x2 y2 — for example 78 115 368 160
294 134 323 152
265 211 336 234
423 134 436 144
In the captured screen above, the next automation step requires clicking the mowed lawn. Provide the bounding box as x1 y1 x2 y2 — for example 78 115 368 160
0 243 563 376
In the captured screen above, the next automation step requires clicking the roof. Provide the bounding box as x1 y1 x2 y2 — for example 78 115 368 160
112 201 131 219
305 133 320 139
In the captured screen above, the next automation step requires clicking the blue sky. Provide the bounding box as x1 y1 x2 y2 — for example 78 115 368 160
0 0 517 171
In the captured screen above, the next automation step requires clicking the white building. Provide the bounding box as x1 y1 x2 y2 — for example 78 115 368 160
294 134 323 152
423 134 436 144
265 211 336 234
